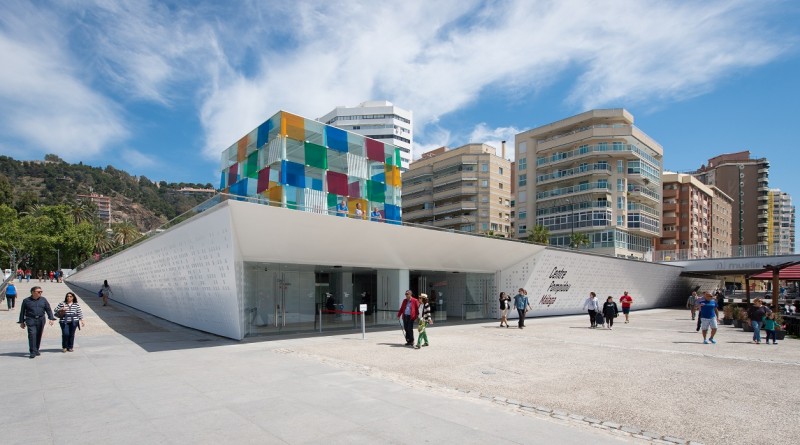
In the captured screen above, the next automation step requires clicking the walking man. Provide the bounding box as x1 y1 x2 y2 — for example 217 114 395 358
687 291 698 320
696 292 720 344
619 291 633 323
5 282 17 310
513 288 531 329
397 290 419 346
18 286 56 358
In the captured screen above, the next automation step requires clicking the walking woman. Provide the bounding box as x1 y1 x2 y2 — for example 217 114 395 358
101 280 112 306
498 292 512 328
602 296 619 330
54 292 85 352
583 292 600 328
415 293 433 349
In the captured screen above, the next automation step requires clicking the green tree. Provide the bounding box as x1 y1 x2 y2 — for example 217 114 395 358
0 174 12 206
570 233 590 249
69 199 98 225
527 225 550 244
92 222 116 254
112 220 142 246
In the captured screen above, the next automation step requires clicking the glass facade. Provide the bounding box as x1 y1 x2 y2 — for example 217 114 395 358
220 111 403 222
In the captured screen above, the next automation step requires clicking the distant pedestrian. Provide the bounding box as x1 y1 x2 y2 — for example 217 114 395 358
17 268 23 282
25 268 31 282
49 270 54 282
354 202 364 219
100 280 112 306
37 270 43 282
18 286 56 358
498 292 512 328
763 312 778 345
513 288 531 329
397 290 419 346
5 282 17 310
583 292 601 328
619 291 633 323
336 199 347 217
747 299 768 344
415 293 432 349
54 292 85 352
687 291 698 320
696 292 720 344
602 296 619 329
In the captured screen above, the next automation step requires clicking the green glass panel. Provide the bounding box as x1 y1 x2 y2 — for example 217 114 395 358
327 193 338 209
367 180 385 203
304 142 328 169
245 151 259 179
394 148 402 167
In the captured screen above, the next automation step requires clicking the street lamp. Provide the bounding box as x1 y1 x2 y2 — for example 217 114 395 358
566 198 575 248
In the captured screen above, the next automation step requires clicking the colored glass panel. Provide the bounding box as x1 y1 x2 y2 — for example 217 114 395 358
305 166 324 192
327 193 338 209
325 125 348 152
348 180 361 198
367 180 385 202
384 204 401 223
246 151 259 179
385 165 400 187
282 112 305 141
256 119 272 148
304 120 325 145
257 167 270 193
365 139 384 162
349 198 368 219
268 185 282 205
281 160 305 188
327 171 348 195
237 135 248 162
228 163 238 186
394 148 402 167
304 142 328 169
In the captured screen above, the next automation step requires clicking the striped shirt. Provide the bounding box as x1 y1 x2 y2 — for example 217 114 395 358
54 302 84 323
420 303 432 322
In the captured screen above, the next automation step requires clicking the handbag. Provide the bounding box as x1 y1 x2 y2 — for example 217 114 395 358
56 307 66 318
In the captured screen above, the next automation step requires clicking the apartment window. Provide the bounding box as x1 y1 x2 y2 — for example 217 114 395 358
499 167 504 174
462 224 474 232
481 163 489 172
617 196 624 209
617 160 624 173
482 223 489 231
519 174 527 186
519 142 527 154
617 215 624 226
481 196 489 202
518 191 527 203
481 180 489 187
518 224 527 234
519 158 527 170
518 210 527 220
499 183 503 189
617 179 625 192
491 223 498 231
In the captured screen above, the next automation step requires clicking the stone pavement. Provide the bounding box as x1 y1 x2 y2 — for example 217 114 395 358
1 281 797 445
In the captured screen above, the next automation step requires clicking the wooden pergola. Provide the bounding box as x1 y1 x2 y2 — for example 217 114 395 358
746 261 800 309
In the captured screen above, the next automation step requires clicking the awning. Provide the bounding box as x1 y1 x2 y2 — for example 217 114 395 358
750 264 800 280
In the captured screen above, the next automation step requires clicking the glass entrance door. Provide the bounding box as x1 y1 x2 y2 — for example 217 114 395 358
245 264 316 336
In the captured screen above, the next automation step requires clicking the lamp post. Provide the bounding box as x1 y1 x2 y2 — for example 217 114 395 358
566 198 574 248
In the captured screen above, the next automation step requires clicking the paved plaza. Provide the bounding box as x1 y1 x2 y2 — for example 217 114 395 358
2 281 798 445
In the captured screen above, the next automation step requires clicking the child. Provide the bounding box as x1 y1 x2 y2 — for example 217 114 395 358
415 294 433 349
763 312 778 345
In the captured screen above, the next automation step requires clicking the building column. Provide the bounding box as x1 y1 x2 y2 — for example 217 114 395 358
377 269 409 315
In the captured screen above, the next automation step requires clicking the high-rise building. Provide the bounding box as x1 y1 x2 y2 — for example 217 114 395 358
656 173 713 260
768 189 795 255
318 101 413 170
402 143 512 236
514 109 663 259
710 186 733 258
692 151 769 254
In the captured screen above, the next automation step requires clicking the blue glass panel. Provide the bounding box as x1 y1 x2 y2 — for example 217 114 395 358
311 178 323 191
371 172 385 183
256 119 272 148
384 204 401 224
281 160 305 188
219 171 226 189
325 126 348 152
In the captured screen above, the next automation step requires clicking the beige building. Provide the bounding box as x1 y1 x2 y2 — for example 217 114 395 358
402 143 512 235
692 151 769 255
514 109 663 259
710 186 733 258
769 189 795 255
656 173 713 260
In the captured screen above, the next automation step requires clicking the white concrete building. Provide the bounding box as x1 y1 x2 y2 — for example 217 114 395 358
769 189 795 255
318 101 413 170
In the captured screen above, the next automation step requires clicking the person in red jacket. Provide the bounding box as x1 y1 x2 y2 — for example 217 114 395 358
619 291 633 323
397 290 420 346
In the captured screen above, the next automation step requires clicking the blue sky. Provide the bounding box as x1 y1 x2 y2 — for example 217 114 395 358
1 0 799 246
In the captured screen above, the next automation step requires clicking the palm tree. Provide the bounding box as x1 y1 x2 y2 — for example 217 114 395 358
112 220 142 246
570 233 590 250
92 223 116 254
527 225 550 244
70 199 97 225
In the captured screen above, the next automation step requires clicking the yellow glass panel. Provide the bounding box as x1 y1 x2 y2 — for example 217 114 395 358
237 135 248 162
268 185 282 205
281 112 305 141
385 165 401 187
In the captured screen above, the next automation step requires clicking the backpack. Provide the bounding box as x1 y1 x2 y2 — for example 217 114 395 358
98 289 103 298
595 312 605 325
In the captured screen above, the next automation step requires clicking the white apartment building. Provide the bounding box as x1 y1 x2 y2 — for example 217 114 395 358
769 189 795 255
318 101 413 170
514 109 663 259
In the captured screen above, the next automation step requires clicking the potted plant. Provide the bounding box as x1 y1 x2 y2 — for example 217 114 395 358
732 306 743 328
774 312 786 341
722 305 734 325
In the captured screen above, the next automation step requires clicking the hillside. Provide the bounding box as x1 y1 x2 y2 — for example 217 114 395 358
0 154 215 232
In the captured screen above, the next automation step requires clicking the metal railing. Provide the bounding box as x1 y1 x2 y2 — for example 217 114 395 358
655 244 777 262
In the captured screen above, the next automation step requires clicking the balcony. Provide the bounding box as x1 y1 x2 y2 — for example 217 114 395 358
433 184 478 201
432 215 475 228
536 163 612 185
536 181 612 201
627 185 660 204
662 202 677 212
662 189 678 199
433 201 479 216
433 171 479 187
662 216 677 226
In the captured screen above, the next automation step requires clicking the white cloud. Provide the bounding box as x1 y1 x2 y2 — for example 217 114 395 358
467 124 521 160
120 148 157 169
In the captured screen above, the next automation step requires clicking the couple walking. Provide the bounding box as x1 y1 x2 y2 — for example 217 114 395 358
500 288 532 329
